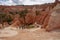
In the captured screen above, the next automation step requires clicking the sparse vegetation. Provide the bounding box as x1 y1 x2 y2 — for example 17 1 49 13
9 12 14 15
0 12 7 23
19 8 28 17
36 10 40 15
27 25 34 29
0 12 13 24
6 15 13 24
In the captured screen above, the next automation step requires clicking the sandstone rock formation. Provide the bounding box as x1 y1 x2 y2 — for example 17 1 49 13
45 4 60 31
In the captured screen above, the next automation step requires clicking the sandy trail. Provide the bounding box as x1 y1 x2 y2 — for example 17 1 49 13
0 27 18 38
0 27 60 40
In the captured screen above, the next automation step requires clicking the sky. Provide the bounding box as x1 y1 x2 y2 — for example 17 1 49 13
0 0 55 6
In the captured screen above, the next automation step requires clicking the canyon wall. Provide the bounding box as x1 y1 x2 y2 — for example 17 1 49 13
0 2 60 30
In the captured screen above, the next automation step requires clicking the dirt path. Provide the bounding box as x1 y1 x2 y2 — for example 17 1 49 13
0 28 60 40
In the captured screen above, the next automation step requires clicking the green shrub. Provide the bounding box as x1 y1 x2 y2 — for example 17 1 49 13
27 25 35 29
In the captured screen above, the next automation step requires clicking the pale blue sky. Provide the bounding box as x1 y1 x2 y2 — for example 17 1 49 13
0 0 55 6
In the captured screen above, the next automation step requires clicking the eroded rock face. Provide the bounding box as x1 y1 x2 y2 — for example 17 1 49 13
11 14 22 28
3 22 9 28
25 13 36 24
0 24 2 29
45 4 60 31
